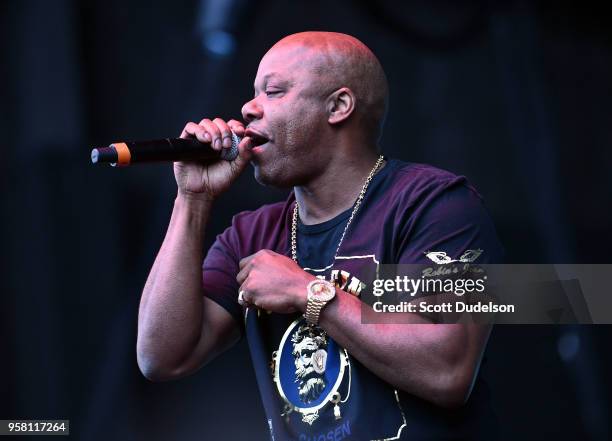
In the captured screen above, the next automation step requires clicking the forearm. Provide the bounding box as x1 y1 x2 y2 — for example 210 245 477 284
317 290 490 407
137 193 213 373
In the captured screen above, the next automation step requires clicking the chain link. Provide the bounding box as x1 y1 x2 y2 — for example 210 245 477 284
291 155 385 264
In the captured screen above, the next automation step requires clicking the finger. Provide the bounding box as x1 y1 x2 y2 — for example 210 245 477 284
180 121 196 139
231 136 253 169
239 284 255 307
180 121 211 143
227 119 246 137
183 121 212 143
239 253 256 270
198 118 222 150
212 118 234 149
238 289 249 307
236 262 252 285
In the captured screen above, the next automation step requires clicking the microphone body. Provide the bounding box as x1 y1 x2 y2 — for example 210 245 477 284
91 134 240 166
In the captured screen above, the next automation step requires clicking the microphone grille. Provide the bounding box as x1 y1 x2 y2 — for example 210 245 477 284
220 132 240 161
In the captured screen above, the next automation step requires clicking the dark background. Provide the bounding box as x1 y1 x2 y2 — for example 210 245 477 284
1 0 611 440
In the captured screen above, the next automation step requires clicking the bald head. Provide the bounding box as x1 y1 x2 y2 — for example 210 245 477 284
268 32 389 142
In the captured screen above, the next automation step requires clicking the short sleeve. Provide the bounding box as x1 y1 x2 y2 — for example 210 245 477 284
202 224 243 327
393 181 503 321
398 180 504 264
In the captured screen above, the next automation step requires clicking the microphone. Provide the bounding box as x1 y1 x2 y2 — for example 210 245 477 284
90 133 240 166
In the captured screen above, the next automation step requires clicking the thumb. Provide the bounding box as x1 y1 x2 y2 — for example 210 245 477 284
230 136 253 172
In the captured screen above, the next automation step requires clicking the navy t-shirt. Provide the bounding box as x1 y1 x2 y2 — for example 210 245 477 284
202 159 503 441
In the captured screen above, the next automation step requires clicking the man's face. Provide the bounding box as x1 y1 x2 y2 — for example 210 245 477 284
292 329 327 403
294 334 319 378
241 42 330 187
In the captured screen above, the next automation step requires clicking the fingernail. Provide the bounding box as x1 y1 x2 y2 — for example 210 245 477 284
223 137 231 148
215 139 222 149
204 133 211 142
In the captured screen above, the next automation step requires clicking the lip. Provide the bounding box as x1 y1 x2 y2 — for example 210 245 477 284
251 143 268 156
245 127 271 146
244 128 271 156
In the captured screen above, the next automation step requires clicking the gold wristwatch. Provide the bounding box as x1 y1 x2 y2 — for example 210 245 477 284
304 279 336 325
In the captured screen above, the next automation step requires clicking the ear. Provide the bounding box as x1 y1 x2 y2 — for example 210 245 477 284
326 87 356 125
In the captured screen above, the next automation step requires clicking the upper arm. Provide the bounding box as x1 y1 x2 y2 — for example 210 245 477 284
396 180 501 403
157 224 245 381
397 181 504 264
451 323 492 404
164 296 241 381
414 322 491 407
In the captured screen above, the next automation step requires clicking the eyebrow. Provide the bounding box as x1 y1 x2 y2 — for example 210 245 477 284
254 73 287 91
263 73 281 83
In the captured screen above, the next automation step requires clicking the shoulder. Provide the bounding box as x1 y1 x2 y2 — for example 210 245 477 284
380 161 504 263
380 159 483 209
231 200 288 228
388 159 475 191
217 199 291 258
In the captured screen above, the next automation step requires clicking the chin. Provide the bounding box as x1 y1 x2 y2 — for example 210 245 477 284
252 162 295 189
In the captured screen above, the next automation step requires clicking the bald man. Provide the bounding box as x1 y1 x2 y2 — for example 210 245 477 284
137 32 503 440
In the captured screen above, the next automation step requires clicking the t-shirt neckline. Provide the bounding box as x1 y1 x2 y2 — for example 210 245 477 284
296 157 396 235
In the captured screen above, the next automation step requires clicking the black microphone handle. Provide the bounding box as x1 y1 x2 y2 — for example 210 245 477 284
91 135 240 166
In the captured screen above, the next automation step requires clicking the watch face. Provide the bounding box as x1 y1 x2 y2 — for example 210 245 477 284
309 280 335 302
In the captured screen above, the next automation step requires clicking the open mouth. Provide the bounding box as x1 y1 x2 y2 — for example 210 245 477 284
251 135 269 147
245 128 270 148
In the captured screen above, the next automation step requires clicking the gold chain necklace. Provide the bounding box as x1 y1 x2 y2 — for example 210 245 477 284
291 155 384 264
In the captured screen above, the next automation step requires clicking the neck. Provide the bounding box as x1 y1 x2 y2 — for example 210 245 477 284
294 150 384 225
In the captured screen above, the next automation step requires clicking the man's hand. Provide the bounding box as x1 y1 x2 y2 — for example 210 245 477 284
174 118 254 200
236 250 316 313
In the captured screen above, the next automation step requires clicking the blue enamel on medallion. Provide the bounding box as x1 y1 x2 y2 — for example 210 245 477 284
276 319 344 409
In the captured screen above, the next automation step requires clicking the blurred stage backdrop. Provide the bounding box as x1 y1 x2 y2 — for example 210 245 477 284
1 0 611 440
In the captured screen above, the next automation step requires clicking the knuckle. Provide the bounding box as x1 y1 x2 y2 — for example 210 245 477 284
181 122 198 138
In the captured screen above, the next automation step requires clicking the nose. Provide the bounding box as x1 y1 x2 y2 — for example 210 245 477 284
241 96 263 123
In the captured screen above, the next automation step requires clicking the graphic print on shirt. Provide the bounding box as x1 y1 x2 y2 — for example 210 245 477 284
263 254 407 441
272 318 349 425
205 160 504 440
424 249 483 265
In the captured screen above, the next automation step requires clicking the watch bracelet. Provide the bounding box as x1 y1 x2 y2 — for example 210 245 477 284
305 298 325 325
